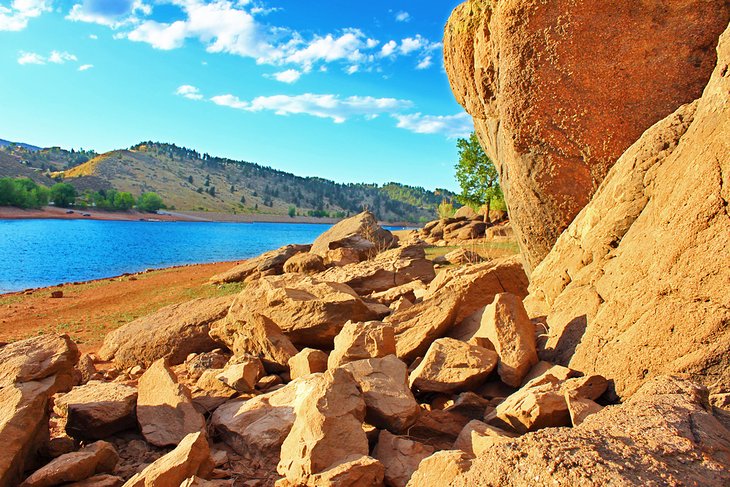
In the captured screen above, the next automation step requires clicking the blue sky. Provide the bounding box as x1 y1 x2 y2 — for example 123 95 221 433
0 0 469 191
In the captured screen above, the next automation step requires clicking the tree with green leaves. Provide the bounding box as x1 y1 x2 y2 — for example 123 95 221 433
137 192 164 212
454 132 503 222
50 182 77 208
288 206 296 218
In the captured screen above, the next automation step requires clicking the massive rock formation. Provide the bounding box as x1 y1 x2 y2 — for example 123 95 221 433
526 23 730 398
444 0 730 271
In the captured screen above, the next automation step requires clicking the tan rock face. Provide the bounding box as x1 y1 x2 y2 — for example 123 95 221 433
288 348 328 380
405 450 472 487
453 420 516 457
444 0 729 272
215 356 265 393
98 296 232 368
54 381 137 441
525 24 730 399
341 355 420 433
209 310 298 374
388 257 528 362
136 359 206 447
325 247 362 267
409 338 498 394
319 245 435 295
20 441 118 487
373 430 435 487
277 369 368 483
328 321 396 370
310 211 395 259
0 335 79 487
453 377 730 486
209 244 311 284
476 292 538 387
283 252 326 274
219 275 378 349
124 432 214 487
284 455 384 487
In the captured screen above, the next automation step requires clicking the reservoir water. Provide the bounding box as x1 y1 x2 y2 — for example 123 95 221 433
0 219 352 293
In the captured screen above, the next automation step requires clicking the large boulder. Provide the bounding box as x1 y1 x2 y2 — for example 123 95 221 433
288 348 328 380
0 335 79 487
409 338 498 394
387 256 528 362
98 296 233 368
218 275 378 349
54 381 137 441
209 311 298 374
20 441 118 487
209 244 311 284
341 356 421 433
319 245 435 295
136 359 206 447
525 25 730 399
310 211 395 259
444 0 730 271
453 377 730 486
123 432 214 487
283 252 326 275
277 369 369 484
327 321 396 370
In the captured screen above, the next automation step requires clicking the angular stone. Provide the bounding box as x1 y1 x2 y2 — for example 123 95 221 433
54 381 137 441
286 455 385 487
136 359 206 447
325 247 361 267
319 245 435 295
370 281 426 306
123 432 214 487
373 430 435 487
209 244 311 284
565 395 603 427
409 338 498 394
98 296 233 368
288 348 328 380
67 474 124 487
209 311 298 374
277 369 368 484
284 253 326 275
453 420 516 457
75 354 97 385
310 211 395 259
20 441 118 487
191 369 236 412
405 450 472 487
328 321 396 369
215 356 264 393
341 355 420 433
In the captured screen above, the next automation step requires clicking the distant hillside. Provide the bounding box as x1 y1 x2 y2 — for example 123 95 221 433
0 144 96 172
44 142 456 222
0 139 41 151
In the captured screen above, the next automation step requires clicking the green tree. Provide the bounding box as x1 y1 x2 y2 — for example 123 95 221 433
137 192 164 212
455 132 502 222
113 192 135 211
288 206 296 218
50 182 77 208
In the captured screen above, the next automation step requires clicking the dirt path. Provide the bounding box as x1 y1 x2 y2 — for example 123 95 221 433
0 261 242 352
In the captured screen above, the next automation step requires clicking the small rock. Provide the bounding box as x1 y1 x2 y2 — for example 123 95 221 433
75 354 97 385
283 253 326 274
288 348 328 380
373 430 435 487
328 321 396 369
20 441 118 487
216 356 265 393
453 419 516 456
405 450 472 487
256 374 284 391
565 394 604 427
50 291 64 299
67 474 124 487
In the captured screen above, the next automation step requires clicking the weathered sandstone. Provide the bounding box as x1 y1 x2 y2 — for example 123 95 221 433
209 244 311 284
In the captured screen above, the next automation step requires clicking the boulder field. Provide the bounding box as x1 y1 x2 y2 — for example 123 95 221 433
1 4 729 486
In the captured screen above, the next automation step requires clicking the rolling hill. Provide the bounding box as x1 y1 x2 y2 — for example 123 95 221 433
28 141 456 222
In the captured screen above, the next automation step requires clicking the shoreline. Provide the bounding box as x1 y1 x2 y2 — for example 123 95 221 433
0 206 421 227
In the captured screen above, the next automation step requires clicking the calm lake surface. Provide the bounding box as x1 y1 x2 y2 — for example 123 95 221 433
0 219 348 293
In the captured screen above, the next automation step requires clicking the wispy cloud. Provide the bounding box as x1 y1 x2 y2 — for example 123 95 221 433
0 0 51 31
271 69 301 83
67 0 150 28
18 50 79 66
210 93 413 124
175 84 203 100
78 64 94 71
393 112 473 138
395 11 410 23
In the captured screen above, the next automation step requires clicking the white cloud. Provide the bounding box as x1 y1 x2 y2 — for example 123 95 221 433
271 69 301 83
78 64 94 71
210 93 413 124
416 56 432 70
0 0 50 31
88 33 98 39
395 11 410 22
380 40 396 57
17 51 45 64
346 65 358 75
67 0 150 28
175 84 203 100
394 112 473 138
48 51 78 64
